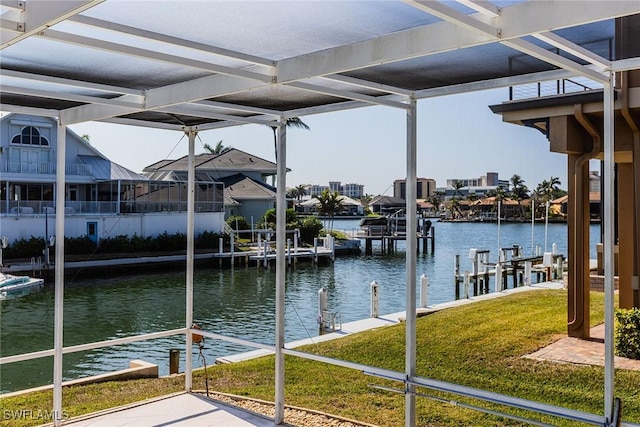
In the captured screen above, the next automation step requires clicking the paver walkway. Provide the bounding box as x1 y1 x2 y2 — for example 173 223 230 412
526 323 640 370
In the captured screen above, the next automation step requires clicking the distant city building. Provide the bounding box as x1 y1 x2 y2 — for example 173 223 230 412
446 172 508 188
589 170 601 193
309 184 329 196
437 172 513 200
393 178 436 200
309 181 364 198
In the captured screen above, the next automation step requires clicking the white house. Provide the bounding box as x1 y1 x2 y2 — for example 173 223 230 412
0 114 225 246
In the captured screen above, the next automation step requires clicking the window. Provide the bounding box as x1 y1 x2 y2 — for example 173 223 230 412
11 126 50 146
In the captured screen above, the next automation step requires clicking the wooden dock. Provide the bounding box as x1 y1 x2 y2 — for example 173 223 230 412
453 249 565 299
212 235 336 268
356 228 434 255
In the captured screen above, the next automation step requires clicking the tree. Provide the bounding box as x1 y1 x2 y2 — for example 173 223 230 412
270 117 310 162
509 174 529 219
452 180 465 197
314 190 343 231
203 140 231 155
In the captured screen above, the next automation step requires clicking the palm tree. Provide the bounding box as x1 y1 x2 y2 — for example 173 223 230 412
270 117 310 162
203 140 230 155
509 174 529 219
314 189 343 231
452 180 465 197
294 184 307 203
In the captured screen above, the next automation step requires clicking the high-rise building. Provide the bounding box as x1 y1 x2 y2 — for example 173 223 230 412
393 178 436 200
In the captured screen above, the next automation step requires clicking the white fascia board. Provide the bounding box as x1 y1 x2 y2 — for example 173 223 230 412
41 29 272 83
69 14 275 69
1 0 103 49
195 100 281 117
277 0 640 84
1 69 144 97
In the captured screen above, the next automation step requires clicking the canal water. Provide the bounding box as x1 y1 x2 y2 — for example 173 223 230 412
1 220 601 393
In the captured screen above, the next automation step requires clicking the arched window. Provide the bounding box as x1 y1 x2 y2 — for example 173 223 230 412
11 126 50 146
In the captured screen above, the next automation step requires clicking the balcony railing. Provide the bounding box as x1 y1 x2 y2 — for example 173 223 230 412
1 201 224 215
509 77 602 101
1 161 93 176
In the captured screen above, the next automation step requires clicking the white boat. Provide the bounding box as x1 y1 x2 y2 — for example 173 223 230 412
0 273 45 300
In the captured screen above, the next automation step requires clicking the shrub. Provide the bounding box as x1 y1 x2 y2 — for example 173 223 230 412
226 215 250 230
2 236 46 259
615 308 640 360
261 208 298 229
65 236 97 254
298 216 323 244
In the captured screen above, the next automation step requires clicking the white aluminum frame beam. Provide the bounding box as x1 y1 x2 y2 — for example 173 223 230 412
184 128 197 392
274 119 287 424
404 0 608 84
40 29 272 84
532 32 611 71
68 14 275 69
405 97 418 426
276 0 639 83
602 73 615 424
287 81 408 109
0 69 144 97
53 119 67 427
0 85 143 109
0 0 103 49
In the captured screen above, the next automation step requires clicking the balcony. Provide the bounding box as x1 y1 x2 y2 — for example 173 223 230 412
1 161 93 176
1 201 224 215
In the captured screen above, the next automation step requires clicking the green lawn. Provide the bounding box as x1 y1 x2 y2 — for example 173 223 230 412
2 290 638 426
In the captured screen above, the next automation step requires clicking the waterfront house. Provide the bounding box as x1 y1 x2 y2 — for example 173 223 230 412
142 148 284 223
298 194 364 216
0 114 225 245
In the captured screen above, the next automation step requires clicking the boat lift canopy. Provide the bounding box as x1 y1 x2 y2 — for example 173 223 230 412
1 1 639 426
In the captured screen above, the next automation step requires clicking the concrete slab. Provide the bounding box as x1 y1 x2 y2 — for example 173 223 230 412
61 392 276 427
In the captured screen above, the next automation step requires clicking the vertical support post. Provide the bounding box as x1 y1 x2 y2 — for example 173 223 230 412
603 73 615 424
53 120 66 427
370 280 379 317
230 233 235 268
318 287 327 334
524 261 532 286
420 274 428 308
405 96 417 427
454 254 460 300
531 199 535 255
495 262 502 292
184 128 196 391
275 119 287 424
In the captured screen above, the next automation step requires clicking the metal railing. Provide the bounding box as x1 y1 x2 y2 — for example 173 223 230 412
509 77 602 101
0 161 93 176
2 201 224 215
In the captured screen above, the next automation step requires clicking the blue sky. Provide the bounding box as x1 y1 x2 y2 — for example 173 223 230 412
70 87 575 196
